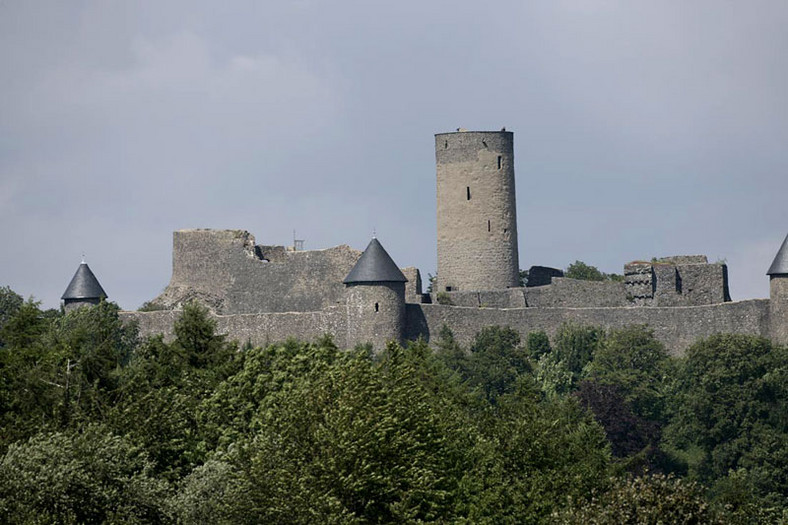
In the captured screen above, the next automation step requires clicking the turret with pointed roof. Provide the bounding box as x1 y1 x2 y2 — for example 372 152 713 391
62 261 107 311
343 238 408 284
344 237 407 350
768 234 788 276
769 234 788 345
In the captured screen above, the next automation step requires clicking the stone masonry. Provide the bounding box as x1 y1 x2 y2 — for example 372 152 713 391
117 129 788 357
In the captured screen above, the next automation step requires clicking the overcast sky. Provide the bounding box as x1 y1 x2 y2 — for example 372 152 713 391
2 1 787 310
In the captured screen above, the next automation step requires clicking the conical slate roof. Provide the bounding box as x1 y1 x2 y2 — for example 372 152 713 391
62 263 107 300
768 234 788 276
343 238 407 284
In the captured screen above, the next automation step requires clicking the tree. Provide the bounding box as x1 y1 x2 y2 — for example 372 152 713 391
557 474 727 524
664 334 788 512
525 330 551 361
227 342 466 523
536 323 603 395
584 325 671 423
0 426 170 524
0 286 23 342
465 326 531 403
565 261 623 282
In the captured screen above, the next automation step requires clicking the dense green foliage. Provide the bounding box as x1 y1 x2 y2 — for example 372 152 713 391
1 286 787 522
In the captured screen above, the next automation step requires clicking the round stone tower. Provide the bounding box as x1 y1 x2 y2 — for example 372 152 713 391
344 238 407 350
61 261 107 312
768 234 788 345
435 129 520 292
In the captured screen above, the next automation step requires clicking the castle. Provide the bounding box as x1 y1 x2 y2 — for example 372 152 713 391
65 130 788 355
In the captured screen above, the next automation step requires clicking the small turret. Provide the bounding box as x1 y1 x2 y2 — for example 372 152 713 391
61 261 107 312
344 238 407 350
768 234 788 345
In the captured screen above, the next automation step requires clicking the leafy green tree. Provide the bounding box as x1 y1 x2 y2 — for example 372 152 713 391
565 261 606 281
584 325 671 423
463 391 611 523
172 301 237 373
0 286 23 342
109 304 241 481
557 474 727 524
664 334 788 512
433 324 467 373
37 301 138 427
465 326 531 403
227 342 466 523
0 426 170 524
525 330 551 361
537 323 603 396
565 261 623 282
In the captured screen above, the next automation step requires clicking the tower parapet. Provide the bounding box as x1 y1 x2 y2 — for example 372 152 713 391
435 130 519 292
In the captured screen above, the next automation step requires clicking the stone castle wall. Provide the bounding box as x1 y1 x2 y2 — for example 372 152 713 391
436 131 519 292
525 278 628 307
406 300 770 357
123 297 771 358
122 307 350 349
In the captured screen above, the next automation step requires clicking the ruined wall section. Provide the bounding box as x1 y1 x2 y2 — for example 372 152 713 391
153 229 362 314
525 278 628 307
624 257 730 306
405 300 770 356
436 131 519 292
401 267 423 304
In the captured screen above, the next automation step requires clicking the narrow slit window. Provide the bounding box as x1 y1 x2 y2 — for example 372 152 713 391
375 302 379 312
487 220 491 232
444 140 448 149
466 187 471 200
497 156 502 169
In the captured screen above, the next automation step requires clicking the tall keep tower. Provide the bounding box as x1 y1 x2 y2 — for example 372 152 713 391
435 130 520 292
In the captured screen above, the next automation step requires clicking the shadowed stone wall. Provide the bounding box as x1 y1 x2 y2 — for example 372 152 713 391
436 131 519 292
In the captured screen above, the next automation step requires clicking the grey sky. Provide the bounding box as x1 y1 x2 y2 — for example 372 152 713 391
2 1 786 310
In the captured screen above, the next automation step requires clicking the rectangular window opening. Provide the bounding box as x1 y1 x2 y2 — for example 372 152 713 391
375 302 379 312
466 187 471 200
497 156 502 169
487 220 491 232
